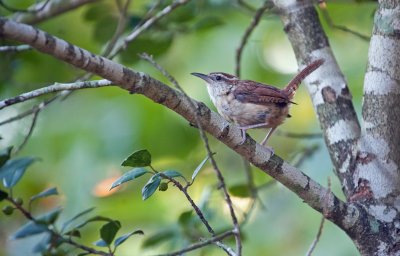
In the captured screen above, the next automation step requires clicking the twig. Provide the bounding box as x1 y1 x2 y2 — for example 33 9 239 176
305 177 331 256
13 103 41 155
291 144 320 168
12 0 98 25
0 95 58 126
0 45 32 52
0 80 113 110
109 0 190 59
140 53 241 256
158 173 215 235
318 1 369 41
0 0 51 13
235 0 257 12
235 0 272 77
155 230 235 256
276 130 322 139
6 197 109 256
102 0 131 57
238 158 259 226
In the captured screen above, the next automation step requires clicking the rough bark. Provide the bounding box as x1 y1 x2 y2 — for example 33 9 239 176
272 1 400 255
272 0 361 199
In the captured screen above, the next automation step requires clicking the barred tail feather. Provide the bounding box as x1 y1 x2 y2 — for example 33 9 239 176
284 59 325 99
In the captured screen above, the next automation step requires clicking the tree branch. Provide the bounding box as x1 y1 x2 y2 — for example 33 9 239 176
11 0 98 25
0 16 356 233
272 0 361 198
0 80 113 110
109 0 190 59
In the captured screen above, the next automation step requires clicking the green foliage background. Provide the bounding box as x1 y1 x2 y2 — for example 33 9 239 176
0 0 375 255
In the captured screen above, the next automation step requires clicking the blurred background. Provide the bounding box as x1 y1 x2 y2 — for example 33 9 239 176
0 0 375 255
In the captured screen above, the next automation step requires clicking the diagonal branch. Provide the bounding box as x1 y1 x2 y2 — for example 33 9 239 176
0 17 358 234
272 0 361 199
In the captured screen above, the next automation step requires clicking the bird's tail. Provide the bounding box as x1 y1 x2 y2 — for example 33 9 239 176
283 59 325 99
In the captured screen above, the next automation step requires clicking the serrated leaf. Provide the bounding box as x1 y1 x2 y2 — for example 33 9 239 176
142 229 176 248
228 184 251 198
114 230 144 247
100 221 121 245
36 207 63 225
93 239 108 247
61 207 95 232
110 168 148 190
0 146 12 167
1 157 38 188
12 221 48 239
192 154 213 181
30 187 58 203
0 189 7 201
121 150 151 167
142 174 161 200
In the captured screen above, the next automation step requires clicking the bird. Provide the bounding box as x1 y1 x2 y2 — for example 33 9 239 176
191 59 324 148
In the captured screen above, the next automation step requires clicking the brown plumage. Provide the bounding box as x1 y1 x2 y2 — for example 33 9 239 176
191 59 324 148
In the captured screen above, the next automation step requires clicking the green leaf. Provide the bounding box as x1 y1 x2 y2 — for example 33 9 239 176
142 229 176 248
93 16 118 43
192 154 213 181
142 174 161 200
73 216 113 230
12 221 48 239
64 229 81 238
0 157 38 188
110 168 149 190
228 184 251 198
100 220 121 245
32 233 51 253
61 207 95 232
93 239 108 247
193 16 224 31
121 150 151 167
178 210 193 226
114 230 144 247
166 2 197 23
83 3 113 21
36 207 63 225
30 187 58 203
0 189 7 201
162 170 185 179
120 33 173 65
0 147 12 167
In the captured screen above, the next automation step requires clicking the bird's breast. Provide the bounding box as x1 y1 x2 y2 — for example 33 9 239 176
213 94 290 128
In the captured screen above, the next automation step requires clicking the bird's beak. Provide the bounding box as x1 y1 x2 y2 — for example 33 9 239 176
191 72 211 83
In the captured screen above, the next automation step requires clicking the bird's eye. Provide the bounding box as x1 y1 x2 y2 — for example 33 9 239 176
215 75 222 81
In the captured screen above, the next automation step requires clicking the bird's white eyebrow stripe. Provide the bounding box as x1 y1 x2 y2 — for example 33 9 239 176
209 72 237 80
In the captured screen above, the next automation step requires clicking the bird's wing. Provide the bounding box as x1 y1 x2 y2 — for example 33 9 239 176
232 81 291 105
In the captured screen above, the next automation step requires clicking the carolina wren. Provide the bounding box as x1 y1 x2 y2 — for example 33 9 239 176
191 59 324 146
